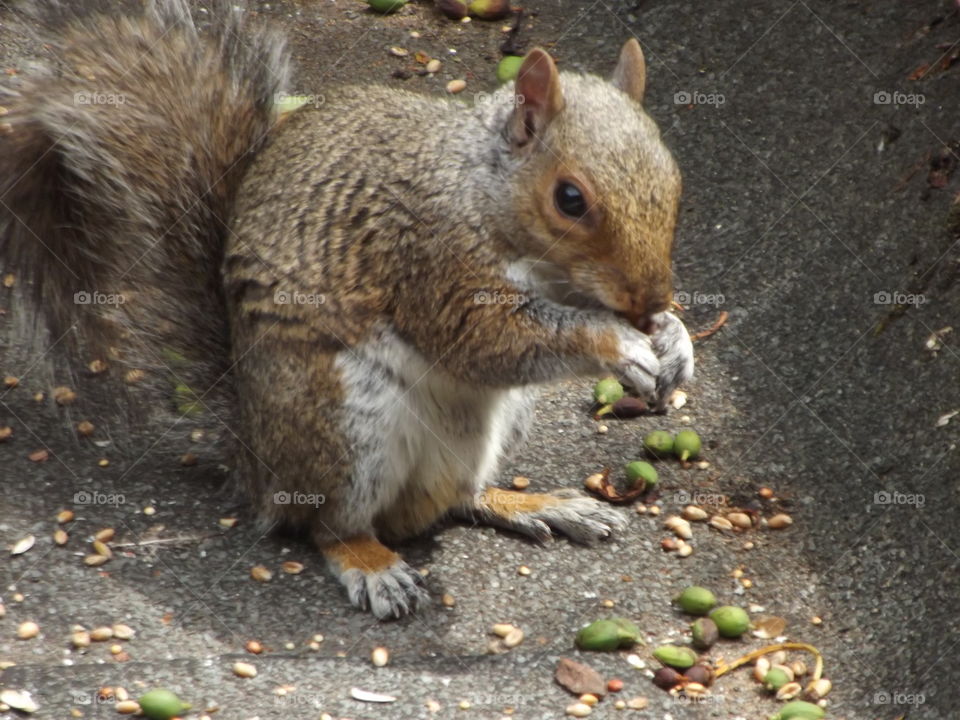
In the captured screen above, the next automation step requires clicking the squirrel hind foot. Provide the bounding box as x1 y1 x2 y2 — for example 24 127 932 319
466 488 626 545
323 536 428 619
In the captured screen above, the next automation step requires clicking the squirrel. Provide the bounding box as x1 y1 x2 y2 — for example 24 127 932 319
0 0 693 619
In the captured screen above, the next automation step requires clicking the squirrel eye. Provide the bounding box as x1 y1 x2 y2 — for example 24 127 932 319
554 181 589 219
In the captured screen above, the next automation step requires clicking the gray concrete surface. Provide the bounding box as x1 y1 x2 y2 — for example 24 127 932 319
2 1 959 719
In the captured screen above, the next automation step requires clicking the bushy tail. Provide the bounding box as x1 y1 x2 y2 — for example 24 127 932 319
0 0 290 436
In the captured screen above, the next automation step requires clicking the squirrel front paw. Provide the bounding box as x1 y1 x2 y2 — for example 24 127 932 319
612 327 661 400
648 311 694 410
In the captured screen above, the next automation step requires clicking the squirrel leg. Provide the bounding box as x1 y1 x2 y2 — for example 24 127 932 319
457 487 626 545
321 535 428 620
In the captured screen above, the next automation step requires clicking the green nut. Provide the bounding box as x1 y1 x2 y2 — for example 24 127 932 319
594 377 624 405
709 605 750 638
690 617 719 650
496 55 524 83
769 700 826 720
138 689 190 720
575 618 638 651
624 461 658 489
643 430 674 457
673 429 702 461
652 644 698 669
674 585 717 615
367 0 407 13
763 667 792 691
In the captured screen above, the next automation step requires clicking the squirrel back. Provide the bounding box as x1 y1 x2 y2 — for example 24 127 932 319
0 0 289 440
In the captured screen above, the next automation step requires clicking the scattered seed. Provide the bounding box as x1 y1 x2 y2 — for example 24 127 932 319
88 359 108 374
98 458 109 467
709 515 734 531
664 516 692 539
441 593 456 607
491 623 515 638
727 512 752 529
790 661 807 677
660 537 678 551
512 475 530 490
776 681 802 700
584 473 605 492
648 505 661 516
116 700 140 714
503 627 524 648
607 678 624 693
767 513 793 529
112 624 135 640
579 693 599 706
601 599 615 608
741 577 753 588
281 561 304 574
246 640 263 654
458 700 471 709
682 505 708 522
0 426 11 441
92 540 112 558
250 565 273 582
677 543 693 557
57 510 75 524
124 369 145 384
11 535 35 556
635 504 647 514
84 554 109 567
426 59 442 73
28 449 49 463
3 375 18 388
90 627 114 641
109 643 122 655
389 46 409 57
142 506 156 516
565 702 592 717
446 79 466 93
807 677 832 699
17 621 39 639
219 517 238 528
517 565 531 576
76 420 95 437
53 386 77 405
232 661 258 678
371 646 389 667
614 699 626 710
32 392 43 403
626 696 648 710
810 615 823 625
180 453 198 466
758 487 774 499
742 541 755 550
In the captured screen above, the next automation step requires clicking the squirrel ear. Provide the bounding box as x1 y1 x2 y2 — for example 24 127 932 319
509 48 564 150
612 38 646 103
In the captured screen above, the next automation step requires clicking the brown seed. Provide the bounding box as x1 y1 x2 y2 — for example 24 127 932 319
52 386 77 405
71 630 91 648
727 512 752 529
245 640 263 654
112 624 135 640
57 509 75 524
88 359 108 374
124 369 145 384
53 529 68 546
758 486 774 499
180 453 198 466
98 458 109 467
28 449 49 463
94 528 115 543
441 593 456 607
76 420 95 437
708 515 734 531
767 513 793 529
16 621 39 639
664 516 692 539
677 543 693 558
682 505 708 522
114 687 129 702
84 554 109 567
810 615 823 625
446 79 466 94
660 537 678 551
0 426 11 441
92 540 112 558
89 627 114 641
3 375 18 388
2 273 14 288
584 473 605 492
491 623 515 638
281 561 304 575
115 700 140 714
607 678 624 693
503 627 524 648
426 59 442 73
579 693 599 707
512 475 530 490
232 661 257 678
648 505 661 516
250 565 273 582
32 392 44 403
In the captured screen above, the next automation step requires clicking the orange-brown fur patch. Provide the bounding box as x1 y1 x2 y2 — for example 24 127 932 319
479 488 561 518
323 536 399 573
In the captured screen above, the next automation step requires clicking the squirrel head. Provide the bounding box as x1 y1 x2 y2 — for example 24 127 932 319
500 41 681 330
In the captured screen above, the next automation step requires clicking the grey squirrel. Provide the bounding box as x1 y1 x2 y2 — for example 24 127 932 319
0 0 693 619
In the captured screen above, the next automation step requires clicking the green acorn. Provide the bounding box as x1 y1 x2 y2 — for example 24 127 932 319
624 461 658 489
674 585 717 615
708 605 750 638
575 618 639 651
594 377 624 405
496 55 524 83
467 0 511 20
673 429 702 461
763 667 792 691
690 618 719 650
652 644 697 669
138 689 190 720
768 700 826 720
367 0 407 13
642 430 674 457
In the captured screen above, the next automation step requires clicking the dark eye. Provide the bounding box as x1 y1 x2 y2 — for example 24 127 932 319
554 181 589 219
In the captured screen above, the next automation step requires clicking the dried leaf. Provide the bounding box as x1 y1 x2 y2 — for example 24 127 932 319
555 657 607 697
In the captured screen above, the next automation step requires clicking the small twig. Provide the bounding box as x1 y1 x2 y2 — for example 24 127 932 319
112 534 215 548
690 310 729 341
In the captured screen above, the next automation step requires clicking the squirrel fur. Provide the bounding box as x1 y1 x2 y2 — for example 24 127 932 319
0 0 693 618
